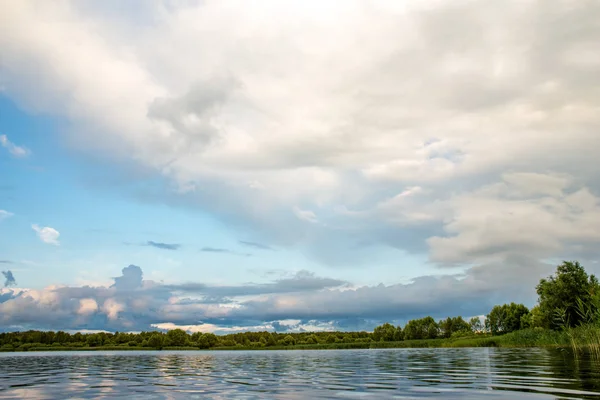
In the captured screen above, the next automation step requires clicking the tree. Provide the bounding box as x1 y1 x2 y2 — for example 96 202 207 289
148 334 164 349
486 303 529 334
372 323 399 342
469 317 483 333
196 333 218 349
305 334 318 344
536 261 600 329
166 329 188 347
86 334 100 347
282 335 296 346
439 317 471 338
403 317 439 340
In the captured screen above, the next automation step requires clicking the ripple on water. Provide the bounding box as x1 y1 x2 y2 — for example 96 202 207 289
1 348 600 399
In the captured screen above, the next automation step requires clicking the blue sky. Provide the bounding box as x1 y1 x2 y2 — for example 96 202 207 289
0 95 431 289
1 0 600 334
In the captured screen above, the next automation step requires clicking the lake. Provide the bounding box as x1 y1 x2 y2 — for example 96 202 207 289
1 348 599 399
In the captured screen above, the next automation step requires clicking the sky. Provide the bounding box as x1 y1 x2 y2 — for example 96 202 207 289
1 0 600 334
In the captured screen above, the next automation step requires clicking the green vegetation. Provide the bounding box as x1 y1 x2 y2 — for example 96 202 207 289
2 260 600 354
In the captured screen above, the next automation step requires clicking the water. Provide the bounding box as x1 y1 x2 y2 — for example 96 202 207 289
1 348 599 399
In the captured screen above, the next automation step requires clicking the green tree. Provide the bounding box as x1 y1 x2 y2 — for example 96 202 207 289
166 329 189 347
486 303 529 334
282 335 296 346
439 317 470 338
536 261 600 329
197 333 218 349
403 316 439 340
86 334 100 347
148 334 164 349
469 317 483 333
373 323 398 342
305 334 318 344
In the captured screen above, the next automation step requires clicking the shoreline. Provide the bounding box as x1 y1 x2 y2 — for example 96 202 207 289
0 333 576 353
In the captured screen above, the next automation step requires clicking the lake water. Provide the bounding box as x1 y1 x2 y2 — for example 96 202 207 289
1 348 599 399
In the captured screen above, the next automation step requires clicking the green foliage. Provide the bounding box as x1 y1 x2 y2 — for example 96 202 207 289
403 316 439 340
469 317 483 333
166 329 188 347
439 316 470 338
194 333 218 349
486 303 529 335
148 334 164 349
372 323 402 342
281 335 296 346
536 261 600 329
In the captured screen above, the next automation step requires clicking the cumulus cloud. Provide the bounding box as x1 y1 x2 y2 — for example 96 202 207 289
0 134 29 157
0 261 563 333
0 0 599 273
145 241 180 250
31 224 60 245
2 270 16 287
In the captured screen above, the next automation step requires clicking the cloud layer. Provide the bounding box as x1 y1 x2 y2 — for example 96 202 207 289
0 261 555 333
2 0 599 270
1 0 600 331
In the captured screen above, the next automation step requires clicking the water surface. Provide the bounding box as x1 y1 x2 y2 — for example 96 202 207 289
1 348 599 399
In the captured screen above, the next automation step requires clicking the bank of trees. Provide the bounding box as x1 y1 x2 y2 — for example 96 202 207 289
367 261 600 342
1 261 597 351
0 329 373 351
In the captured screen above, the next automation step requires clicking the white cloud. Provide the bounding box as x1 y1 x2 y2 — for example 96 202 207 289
0 210 13 221
293 207 319 224
77 298 98 315
102 298 124 321
0 262 562 333
1 0 599 268
0 134 30 157
31 224 60 246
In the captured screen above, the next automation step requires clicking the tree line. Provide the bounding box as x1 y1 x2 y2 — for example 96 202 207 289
370 260 600 341
1 261 597 351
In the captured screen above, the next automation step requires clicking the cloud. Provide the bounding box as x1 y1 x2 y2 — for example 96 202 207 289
238 240 274 251
0 261 13 264
165 269 348 297
0 134 29 157
1 0 600 273
2 270 16 287
0 259 569 333
0 210 13 221
145 241 181 250
31 224 60 245
201 247 251 257
111 265 143 291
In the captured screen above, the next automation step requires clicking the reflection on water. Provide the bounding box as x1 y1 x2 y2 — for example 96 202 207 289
1 348 599 399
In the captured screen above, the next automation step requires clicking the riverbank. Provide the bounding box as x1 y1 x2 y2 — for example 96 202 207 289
2 328 596 353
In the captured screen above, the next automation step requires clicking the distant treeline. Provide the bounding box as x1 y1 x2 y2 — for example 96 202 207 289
1 261 598 352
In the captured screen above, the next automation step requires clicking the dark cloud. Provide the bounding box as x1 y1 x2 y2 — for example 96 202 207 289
2 270 16 287
0 257 573 333
165 270 347 297
201 247 251 257
146 241 180 250
111 265 143 291
238 240 274 250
